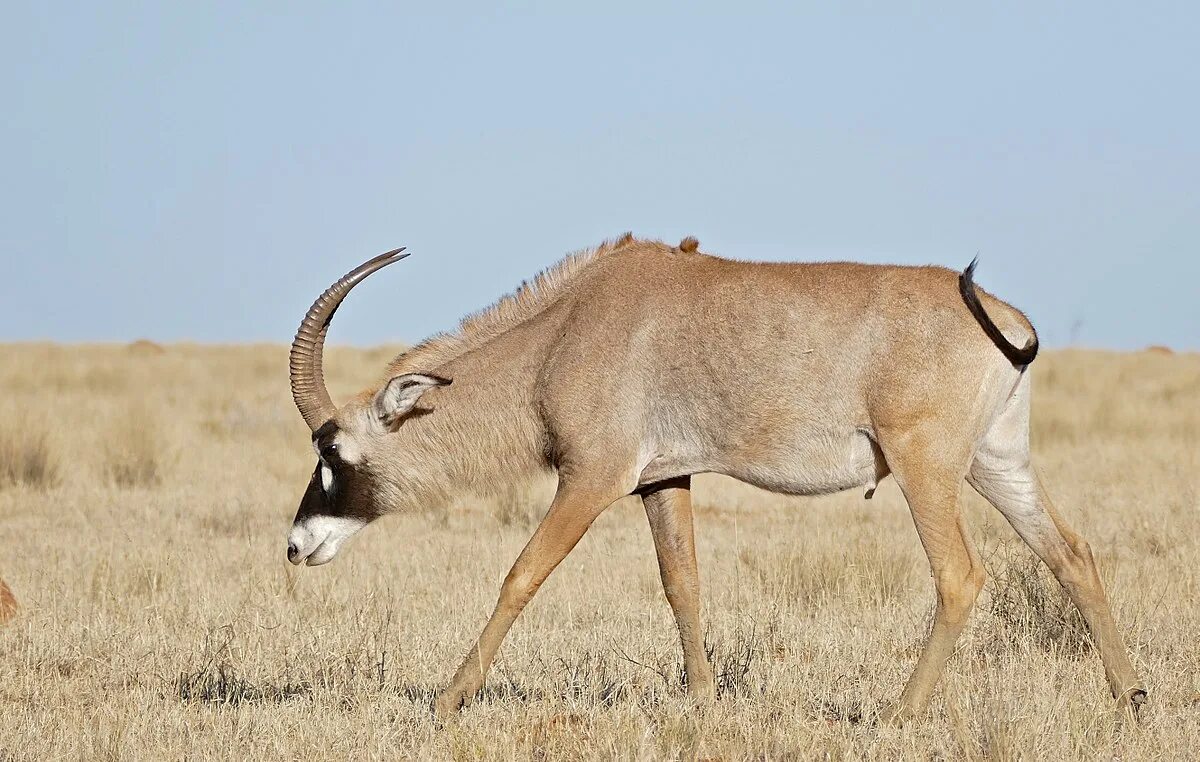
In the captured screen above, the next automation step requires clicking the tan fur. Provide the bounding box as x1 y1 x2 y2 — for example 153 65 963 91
385 234 644 379
0 578 17 625
291 236 1144 723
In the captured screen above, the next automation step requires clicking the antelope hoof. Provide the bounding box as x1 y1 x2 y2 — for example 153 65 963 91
433 685 473 722
686 674 717 702
1117 688 1148 724
878 702 917 727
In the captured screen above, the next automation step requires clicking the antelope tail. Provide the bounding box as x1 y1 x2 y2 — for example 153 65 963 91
959 257 1039 367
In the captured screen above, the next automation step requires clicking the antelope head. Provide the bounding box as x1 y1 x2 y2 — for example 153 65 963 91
285 249 451 566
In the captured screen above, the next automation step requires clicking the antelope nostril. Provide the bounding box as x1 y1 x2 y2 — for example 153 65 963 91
287 542 299 561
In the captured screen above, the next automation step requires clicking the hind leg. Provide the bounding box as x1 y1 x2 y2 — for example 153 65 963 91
876 427 985 723
968 382 1146 715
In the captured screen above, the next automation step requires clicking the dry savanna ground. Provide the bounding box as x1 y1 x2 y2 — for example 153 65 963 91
0 343 1198 760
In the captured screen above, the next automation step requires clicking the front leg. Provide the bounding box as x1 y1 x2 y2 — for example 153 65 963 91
641 476 715 699
434 474 628 719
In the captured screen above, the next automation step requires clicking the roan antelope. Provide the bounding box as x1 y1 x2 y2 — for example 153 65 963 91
285 235 1146 722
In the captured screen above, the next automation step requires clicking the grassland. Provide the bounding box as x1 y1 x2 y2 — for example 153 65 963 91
0 343 1197 760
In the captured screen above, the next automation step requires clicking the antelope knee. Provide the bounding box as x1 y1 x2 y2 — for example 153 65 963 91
1045 532 1101 587
937 564 985 618
499 570 541 609
1065 535 1097 569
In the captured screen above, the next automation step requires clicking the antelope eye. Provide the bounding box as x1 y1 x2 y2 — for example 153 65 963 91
320 443 339 461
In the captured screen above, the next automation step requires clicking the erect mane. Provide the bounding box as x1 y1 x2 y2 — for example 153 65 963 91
385 232 642 377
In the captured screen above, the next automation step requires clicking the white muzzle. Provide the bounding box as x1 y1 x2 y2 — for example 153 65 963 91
286 515 366 566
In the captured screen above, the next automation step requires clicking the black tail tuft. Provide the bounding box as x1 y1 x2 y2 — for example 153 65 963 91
959 257 1039 367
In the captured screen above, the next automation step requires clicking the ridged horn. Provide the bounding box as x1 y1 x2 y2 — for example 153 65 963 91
289 248 409 431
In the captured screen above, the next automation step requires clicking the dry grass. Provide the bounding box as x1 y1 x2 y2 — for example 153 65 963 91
979 546 1092 659
0 415 59 490
0 343 1197 759
102 405 169 488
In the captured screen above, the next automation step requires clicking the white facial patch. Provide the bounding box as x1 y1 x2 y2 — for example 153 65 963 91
320 464 334 492
312 430 363 466
287 515 367 567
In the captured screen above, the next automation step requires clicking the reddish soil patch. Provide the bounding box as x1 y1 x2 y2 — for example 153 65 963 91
128 339 166 355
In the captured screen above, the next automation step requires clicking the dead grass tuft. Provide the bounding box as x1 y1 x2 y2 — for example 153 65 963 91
0 416 60 490
981 546 1092 657
176 665 312 706
103 407 169 487
709 628 763 698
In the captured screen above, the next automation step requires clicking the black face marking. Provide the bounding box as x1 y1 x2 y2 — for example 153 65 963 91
298 463 335 519
313 419 340 450
294 457 378 527
295 419 383 527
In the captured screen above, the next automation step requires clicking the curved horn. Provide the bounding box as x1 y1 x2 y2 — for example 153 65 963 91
289 247 409 430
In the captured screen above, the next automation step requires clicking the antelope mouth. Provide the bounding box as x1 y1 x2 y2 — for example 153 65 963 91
286 516 366 567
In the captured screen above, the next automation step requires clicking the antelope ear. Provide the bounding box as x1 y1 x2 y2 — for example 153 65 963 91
374 373 452 425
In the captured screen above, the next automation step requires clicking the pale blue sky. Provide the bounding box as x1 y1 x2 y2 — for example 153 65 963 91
2 3 1197 349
